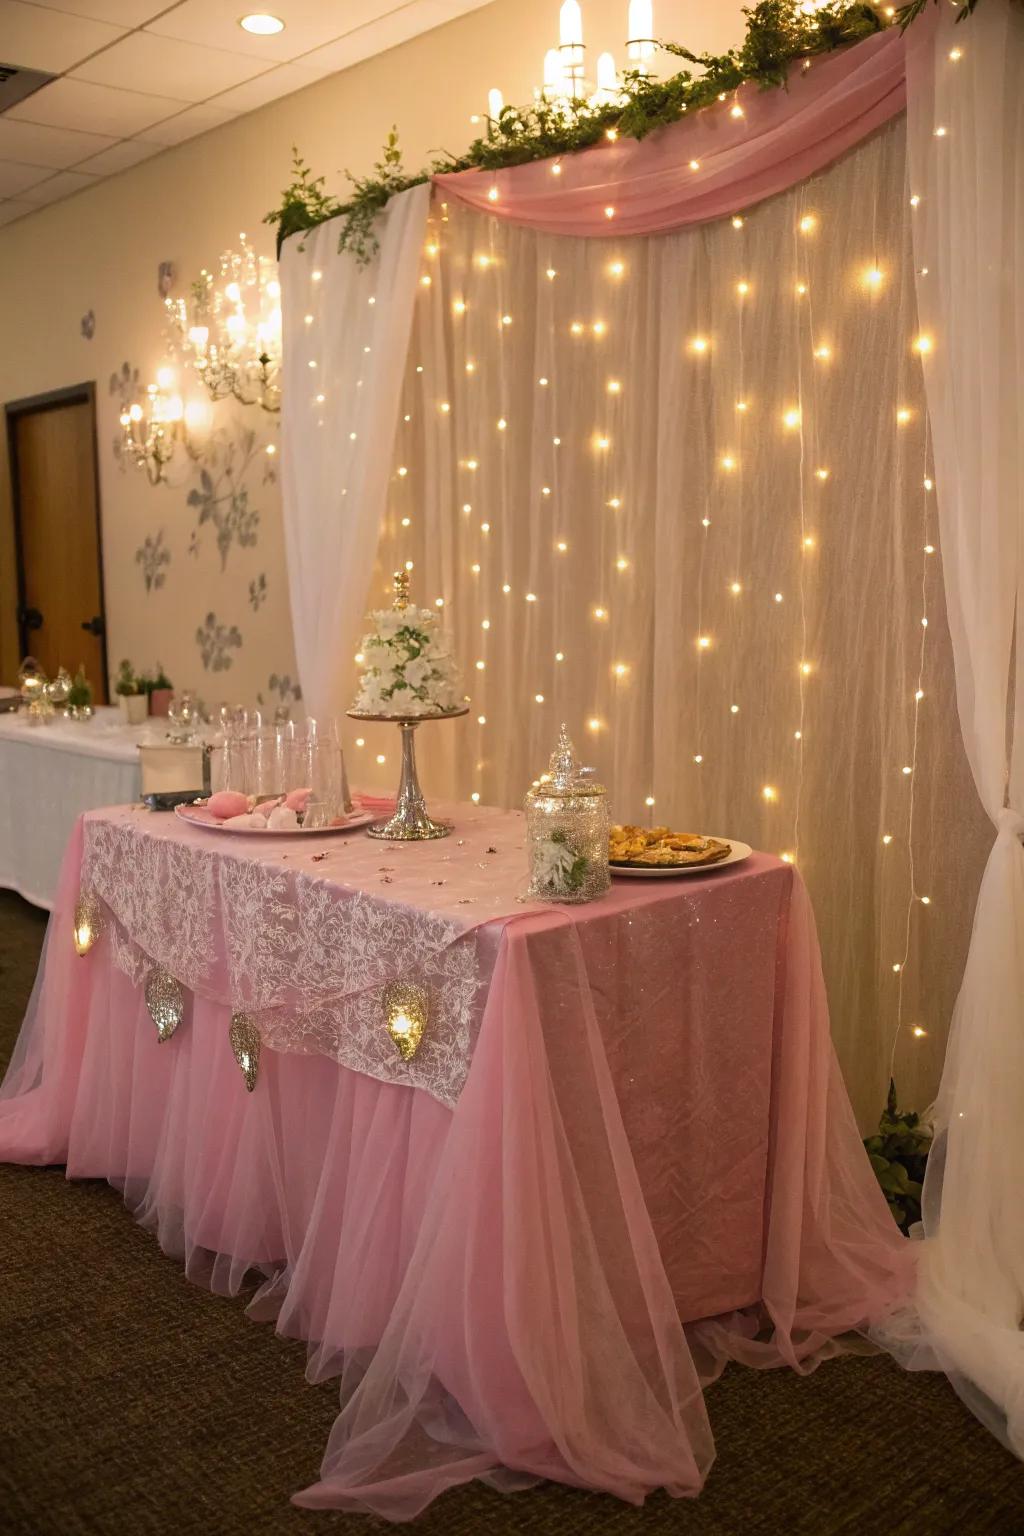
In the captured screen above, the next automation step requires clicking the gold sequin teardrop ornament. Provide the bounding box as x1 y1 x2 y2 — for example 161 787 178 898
382 980 429 1061
229 1012 261 1092
72 892 103 956
144 967 184 1043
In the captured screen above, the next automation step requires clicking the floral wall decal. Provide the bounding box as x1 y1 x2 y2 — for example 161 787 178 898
257 672 302 707
81 309 96 340
135 530 171 593
248 573 267 610
196 611 242 672
186 424 263 571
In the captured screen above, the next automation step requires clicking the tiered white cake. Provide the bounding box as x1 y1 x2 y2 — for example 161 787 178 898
351 572 462 718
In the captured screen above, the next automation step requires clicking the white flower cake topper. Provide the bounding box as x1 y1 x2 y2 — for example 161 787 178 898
352 570 463 718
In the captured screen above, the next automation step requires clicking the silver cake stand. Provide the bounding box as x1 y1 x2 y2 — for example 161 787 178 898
347 706 469 840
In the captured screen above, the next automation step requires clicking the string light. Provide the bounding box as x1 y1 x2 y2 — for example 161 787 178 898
689 159 701 171
736 400 748 413
799 214 817 234
910 194 921 208
914 334 934 355
355 737 365 748
453 299 467 314
912 1025 927 1038
902 765 913 776
588 718 603 732
882 833 893 845
933 126 947 138
376 753 386 765
555 651 565 662
774 592 784 603
478 714 486 724
570 321 584 336
697 635 712 650
762 785 778 803
471 792 481 803
487 185 499 201
607 379 622 394
612 662 629 677
730 581 742 595
690 336 710 354
501 314 513 327
815 467 830 481
546 268 557 280
795 282 808 296
920 896 931 905
694 754 704 764
862 266 884 290
736 280 750 297
535 693 545 703
813 344 832 361
731 216 744 229
526 592 538 602
783 408 801 430
604 205 616 219
730 103 744 119
897 407 912 425
781 852 796 864
721 455 737 471
645 795 656 807
592 321 607 337
949 46 962 60
594 433 611 451
593 606 608 620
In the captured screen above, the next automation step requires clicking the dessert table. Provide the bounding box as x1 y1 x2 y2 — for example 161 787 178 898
0 799 912 1520
0 707 146 910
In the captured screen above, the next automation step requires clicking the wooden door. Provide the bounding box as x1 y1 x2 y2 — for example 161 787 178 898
7 384 108 703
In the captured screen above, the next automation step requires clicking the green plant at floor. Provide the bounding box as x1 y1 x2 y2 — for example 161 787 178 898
864 1079 933 1234
114 659 143 697
67 666 93 712
265 0 1002 262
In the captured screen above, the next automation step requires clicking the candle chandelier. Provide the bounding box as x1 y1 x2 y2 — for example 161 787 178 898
485 0 836 116
119 367 188 485
165 233 282 413
486 0 656 118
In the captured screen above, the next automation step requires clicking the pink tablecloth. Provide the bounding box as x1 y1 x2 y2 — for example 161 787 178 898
0 806 912 1519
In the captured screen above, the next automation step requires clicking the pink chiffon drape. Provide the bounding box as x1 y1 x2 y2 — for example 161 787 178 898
432 28 907 237
1 823 912 1520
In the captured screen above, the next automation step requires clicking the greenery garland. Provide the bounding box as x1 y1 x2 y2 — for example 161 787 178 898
264 0 1000 261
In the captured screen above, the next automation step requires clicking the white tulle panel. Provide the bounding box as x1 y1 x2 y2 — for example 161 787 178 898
343 120 990 1126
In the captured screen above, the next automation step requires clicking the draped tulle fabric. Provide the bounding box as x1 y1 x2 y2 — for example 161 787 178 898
1 829 911 1519
431 29 907 237
875 0 1024 1461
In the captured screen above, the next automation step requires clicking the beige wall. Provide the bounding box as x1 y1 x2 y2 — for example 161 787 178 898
0 0 746 703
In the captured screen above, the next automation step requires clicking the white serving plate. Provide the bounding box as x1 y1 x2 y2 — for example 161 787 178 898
175 803 375 836
610 839 752 878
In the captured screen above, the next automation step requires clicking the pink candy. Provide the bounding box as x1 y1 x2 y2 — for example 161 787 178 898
207 790 248 820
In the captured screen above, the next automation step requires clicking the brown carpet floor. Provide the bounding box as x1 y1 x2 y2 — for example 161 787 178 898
1 889 1022 1535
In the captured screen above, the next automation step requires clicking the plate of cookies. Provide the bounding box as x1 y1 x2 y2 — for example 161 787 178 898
609 824 751 877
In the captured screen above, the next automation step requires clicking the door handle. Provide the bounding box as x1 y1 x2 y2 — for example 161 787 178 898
18 605 43 631
81 615 105 637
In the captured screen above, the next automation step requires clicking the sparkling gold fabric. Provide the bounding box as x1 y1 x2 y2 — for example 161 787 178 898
144 967 184 1043
229 1012 261 1092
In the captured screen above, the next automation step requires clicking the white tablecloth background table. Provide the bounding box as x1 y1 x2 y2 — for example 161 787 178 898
0 707 149 909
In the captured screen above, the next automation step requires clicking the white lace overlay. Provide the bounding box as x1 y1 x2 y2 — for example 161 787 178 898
81 815 496 1107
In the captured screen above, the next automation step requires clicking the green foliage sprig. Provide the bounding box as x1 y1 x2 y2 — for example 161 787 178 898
264 0 999 262
864 1079 933 1233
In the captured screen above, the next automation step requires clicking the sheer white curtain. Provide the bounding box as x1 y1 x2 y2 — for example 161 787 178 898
280 184 430 720
896 0 1024 1451
357 121 988 1125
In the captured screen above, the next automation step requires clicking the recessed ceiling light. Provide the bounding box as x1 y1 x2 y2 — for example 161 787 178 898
239 13 285 35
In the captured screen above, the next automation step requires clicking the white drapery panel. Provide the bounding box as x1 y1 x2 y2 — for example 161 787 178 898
894 0 1024 1453
351 120 987 1127
280 184 430 721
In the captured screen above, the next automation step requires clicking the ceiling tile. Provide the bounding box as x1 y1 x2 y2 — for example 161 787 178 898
73 136 162 174
297 0 492 74
0 199 36 227
0 0 127 73
0 159 50 197
138 101 239 147
24 1 171 19
0 118 118 169
209 60 329 114
71 31 271 100
19 167 101 204
6 77 191 136
146 0 378 64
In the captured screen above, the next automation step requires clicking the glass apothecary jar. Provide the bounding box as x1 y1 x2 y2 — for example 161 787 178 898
525 724 610 904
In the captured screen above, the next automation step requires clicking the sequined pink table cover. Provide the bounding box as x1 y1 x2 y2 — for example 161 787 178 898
0 806 912 1519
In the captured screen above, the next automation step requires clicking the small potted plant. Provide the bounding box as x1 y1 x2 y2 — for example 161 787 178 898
66 665 93 720
114 659 148 724
147 663 174 718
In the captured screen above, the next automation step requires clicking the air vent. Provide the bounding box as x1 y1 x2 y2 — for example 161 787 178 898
0 63 56 114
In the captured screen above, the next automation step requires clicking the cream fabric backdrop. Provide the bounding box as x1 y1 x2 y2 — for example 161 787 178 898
360 119 989 1126
281 118 992 1125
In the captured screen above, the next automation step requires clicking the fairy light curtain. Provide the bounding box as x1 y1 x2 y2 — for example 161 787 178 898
350 117 983 1128
278 35 995 1128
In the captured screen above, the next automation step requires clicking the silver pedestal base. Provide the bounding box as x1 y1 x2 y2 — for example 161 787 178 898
352 714 462 841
